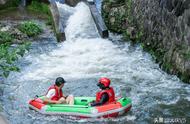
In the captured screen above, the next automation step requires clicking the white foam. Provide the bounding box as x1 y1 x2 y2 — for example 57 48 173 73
64 2 99 40
126 115 137 121
185 96 190 101
57 2 75 14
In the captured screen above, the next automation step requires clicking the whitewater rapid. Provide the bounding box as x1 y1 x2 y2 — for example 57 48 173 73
1 2 190 124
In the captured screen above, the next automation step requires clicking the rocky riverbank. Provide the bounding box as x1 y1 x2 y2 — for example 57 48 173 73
0 10 55 124
0 0 57 79
102 0 190 83
0 0 55 101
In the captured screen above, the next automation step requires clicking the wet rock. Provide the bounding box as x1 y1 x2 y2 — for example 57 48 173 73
0 25 11 32
102 2 126 33
10 28 28 43
127 27 136 41
0 21 29 44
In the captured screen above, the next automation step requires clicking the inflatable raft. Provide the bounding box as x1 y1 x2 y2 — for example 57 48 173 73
29 96 132 118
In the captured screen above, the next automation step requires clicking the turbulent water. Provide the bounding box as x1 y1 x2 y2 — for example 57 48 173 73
1 2 190 124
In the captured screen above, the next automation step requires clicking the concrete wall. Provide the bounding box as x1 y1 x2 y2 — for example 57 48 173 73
88 2 108 38
50 2 66 41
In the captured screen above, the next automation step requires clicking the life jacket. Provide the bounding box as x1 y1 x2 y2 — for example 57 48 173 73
46 85 63 101
96 87 115 104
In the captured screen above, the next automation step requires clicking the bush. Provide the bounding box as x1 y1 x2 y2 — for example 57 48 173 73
0 0 20 10
0 31 13 44
27 0 50 15
0 42 31 77
18 21 42 37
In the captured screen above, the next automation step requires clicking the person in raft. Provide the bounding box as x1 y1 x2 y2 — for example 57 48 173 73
89 77 116 106
43 77 74 105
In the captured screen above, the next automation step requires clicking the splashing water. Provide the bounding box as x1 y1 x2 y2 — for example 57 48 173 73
1 2 190 124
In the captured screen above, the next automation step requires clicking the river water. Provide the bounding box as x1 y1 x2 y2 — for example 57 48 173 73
1 2 190 124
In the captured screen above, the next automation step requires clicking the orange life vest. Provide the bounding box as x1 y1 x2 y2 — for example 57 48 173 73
46 85 63 101
96 87 115 104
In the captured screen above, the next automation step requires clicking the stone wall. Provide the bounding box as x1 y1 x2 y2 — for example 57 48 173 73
50 2 66 41
102 0 190 83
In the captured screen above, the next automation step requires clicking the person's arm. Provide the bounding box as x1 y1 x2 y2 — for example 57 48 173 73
62 93 68 99
43 97 60 104
42 89 61 104
90 93 109 106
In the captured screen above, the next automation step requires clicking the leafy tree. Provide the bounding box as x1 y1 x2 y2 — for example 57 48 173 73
0 42 31 78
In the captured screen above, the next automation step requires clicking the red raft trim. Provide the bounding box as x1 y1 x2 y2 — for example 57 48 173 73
95 102 122 113
29 98 45 110
95 102 123 118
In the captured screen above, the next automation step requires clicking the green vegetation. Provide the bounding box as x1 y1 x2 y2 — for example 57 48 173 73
0 1 53 78
136 24 144 41
181 74 190 83
183 51 190 60
0 23 32 78
126 0 132 24
18 21 42 37
0 31 13 43
0 0 20 10
27 0 53 28
0 42 31 78
46 16 53 26
27 0 64 41
27 0 50 15
162 62 173 72
102 0 126 33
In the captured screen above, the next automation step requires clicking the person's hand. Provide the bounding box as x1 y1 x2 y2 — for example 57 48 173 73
88 102 92 106
54 101 62 104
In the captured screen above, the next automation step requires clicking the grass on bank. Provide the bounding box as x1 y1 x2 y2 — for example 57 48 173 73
27 0 53 26
0 31 13 43
18 21 42 37
27 0 50 15
0 1 50 78
0 20 44 78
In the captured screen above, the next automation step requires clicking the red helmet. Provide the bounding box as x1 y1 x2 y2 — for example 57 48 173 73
99 77 111 87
